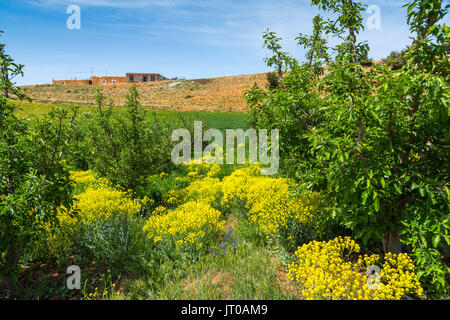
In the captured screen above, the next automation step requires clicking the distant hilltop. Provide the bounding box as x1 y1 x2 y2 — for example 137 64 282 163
52 73 177 85
24 73 268 113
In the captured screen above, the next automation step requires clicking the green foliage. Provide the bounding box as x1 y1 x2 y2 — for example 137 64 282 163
64 113 92 171
383 51 407 70
245 20 327 177
0 105 77 278
66 214 157 275
87 86 176 191
0 31 27 100
246 0 449 296
82 269 119 300
262 29 295 79
137 172 190 211
0 32 76 288
266 71 280 90
296 14 330 72
278 219 318 253
401 214 449 297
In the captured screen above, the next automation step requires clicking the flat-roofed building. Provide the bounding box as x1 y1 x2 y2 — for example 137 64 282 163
126 73 166 83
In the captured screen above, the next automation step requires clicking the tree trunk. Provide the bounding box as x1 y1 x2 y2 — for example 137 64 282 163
277 53 283 79
0 276 23 298
5 243 23 272
382 231 402 254
0 243 25 298
348 0 358 66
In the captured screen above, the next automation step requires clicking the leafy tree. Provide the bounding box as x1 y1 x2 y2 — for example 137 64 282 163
0 32 77 295
246 16 330 177
0 31 26 99
305 0 449 295
262 29 294 79
88 86 176 192
247 0 449 296
311 0 368 66
296 14 330 73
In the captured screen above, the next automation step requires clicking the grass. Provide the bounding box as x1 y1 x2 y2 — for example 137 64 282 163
12 100 250 132
121 215 299 300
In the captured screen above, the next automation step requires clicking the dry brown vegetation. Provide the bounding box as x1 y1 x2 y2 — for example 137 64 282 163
21 73 268 113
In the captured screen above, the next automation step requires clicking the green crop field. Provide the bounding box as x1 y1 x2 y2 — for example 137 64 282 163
13 100 250 131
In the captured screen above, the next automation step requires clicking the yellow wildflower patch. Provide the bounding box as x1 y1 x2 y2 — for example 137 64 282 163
183 177 223 205
48 175 146 254
220 165 260 206
143 201 225 246
287 237 423 300
221 166 319 235
245 178 320 234
183 161 222 181
70 170 97 186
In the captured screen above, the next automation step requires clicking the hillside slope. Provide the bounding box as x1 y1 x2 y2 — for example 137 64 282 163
20 73 268 113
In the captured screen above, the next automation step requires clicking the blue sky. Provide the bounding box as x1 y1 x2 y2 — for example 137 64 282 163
0 0 447 85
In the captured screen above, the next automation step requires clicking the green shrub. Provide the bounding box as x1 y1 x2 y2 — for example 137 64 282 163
383 50 407 70
87 86 178 191
136 171 190 210
69 214 154 274
277 219 318 253
64 115 92 171
266 72 280 90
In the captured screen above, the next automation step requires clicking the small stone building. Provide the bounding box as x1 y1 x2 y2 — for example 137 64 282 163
126 73 165 83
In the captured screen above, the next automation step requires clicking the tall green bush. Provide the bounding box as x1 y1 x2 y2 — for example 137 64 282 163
246 0 449 296
88 86 176 192
0 31 77 295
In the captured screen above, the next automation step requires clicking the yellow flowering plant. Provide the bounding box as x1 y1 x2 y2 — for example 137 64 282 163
143 201 225 249
245 178 320 235
69 170 97 194
183 161 222 181
220 166 260 208
287 237 423 300
220 166 320 237
162 188 189 208
162 163 224 209
70 170 97 185
47 176 149 255
183 177 223 206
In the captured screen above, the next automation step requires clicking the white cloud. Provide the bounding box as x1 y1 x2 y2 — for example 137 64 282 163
25 0 180 9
